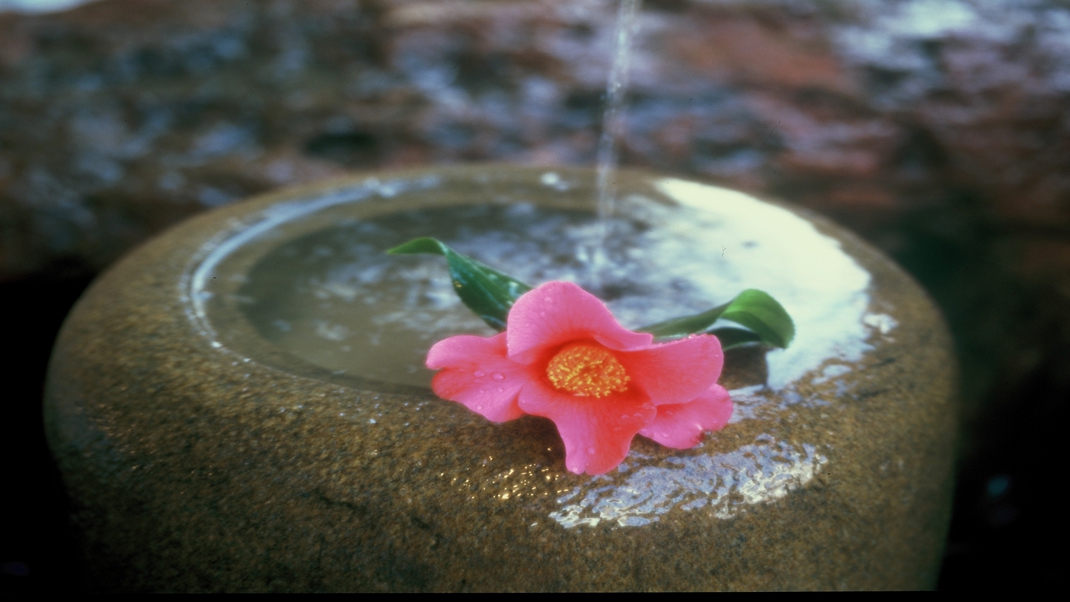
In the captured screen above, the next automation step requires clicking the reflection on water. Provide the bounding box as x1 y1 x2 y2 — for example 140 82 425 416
658 179 873 389
550 434 828 528
0 0 96 14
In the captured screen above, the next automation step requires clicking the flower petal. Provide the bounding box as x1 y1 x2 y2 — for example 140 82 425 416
616 334 724 405
426 333 526 422
518 379 656 475
639 384 733 448
507 281 652 364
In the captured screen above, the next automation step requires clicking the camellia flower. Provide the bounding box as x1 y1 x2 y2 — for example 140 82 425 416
426 280 732 475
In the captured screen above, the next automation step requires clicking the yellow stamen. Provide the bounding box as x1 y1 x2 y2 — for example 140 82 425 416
545 342 630 398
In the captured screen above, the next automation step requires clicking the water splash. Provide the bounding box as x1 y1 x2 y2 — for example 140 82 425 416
589 0 643 287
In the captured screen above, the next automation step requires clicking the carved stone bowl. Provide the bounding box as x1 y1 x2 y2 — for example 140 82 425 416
46 166 956 591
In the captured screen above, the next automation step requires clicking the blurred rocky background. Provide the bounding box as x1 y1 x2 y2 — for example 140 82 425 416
1 0 1065 591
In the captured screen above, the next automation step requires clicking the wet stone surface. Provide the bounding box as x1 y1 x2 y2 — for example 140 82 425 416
5 0 1063 591
46 167 956 590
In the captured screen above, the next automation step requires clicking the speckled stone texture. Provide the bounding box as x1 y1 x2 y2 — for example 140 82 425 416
45 166 956 591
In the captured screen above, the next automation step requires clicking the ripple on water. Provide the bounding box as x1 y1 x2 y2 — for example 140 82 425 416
203 176 879 393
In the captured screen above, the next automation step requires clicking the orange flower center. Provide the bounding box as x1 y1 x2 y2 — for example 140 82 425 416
545 342 630 398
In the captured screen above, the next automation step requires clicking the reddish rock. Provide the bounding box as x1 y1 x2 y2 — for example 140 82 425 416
1 0 1068 451
2 0 1065 277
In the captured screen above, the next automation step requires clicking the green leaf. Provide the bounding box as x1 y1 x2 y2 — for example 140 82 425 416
638 305 728 341
638 289 795 349
388 238 795 348
719 289 795 349
707 327 763 350
387 237 532 331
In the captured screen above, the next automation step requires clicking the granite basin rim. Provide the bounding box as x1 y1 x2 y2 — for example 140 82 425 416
44 164 958 591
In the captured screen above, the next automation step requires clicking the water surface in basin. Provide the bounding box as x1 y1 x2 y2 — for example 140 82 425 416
187 169 899 527
195 172 879 392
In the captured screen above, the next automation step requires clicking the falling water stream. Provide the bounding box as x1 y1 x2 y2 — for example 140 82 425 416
590 0 643 286
185 0 888 531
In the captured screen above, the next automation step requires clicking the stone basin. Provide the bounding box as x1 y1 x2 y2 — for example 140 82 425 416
45 165 957 591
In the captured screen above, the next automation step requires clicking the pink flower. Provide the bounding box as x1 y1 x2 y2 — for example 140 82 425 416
426 281 733 475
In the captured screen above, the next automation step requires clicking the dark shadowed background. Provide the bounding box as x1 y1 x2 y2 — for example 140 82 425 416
1 0 1065 591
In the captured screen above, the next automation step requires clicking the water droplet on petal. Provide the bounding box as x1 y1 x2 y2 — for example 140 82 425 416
539 311 547 317
587 447 596 454
492 372 505 381
497 387 505 392
474 370 485 378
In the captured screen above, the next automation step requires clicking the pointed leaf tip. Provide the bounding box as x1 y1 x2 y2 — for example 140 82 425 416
387 237 446 255
720 289 795 348
387 237 532 331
